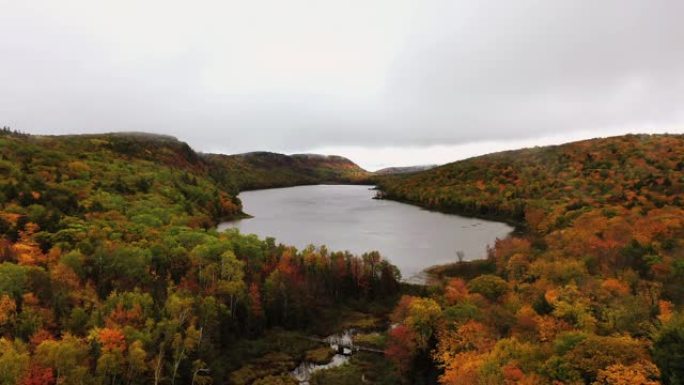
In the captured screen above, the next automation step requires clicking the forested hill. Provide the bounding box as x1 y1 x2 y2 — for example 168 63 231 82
374 165 437 175
24 131 372 195
204 151 370 192
0 129 401 384
378 134 684 384
0 131 244 230
0 129 373 253
377 134 684 224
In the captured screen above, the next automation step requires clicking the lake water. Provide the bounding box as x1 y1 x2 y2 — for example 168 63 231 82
218 185 512 283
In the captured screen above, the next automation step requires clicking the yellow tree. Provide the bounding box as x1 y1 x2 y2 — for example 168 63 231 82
593 361 660 385
0 338 29 385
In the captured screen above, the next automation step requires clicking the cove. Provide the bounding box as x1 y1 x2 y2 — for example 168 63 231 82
218 185 512 283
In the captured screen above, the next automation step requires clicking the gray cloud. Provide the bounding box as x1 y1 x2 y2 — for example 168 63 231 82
1 0 683 158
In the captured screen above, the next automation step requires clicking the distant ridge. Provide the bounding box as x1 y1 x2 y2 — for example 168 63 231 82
2 130 371 195
374 164 437 175
203 150 371 192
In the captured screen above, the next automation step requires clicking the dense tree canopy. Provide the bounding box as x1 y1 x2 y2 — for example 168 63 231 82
0 131 397 384
379 134 684 384
3 130 684 384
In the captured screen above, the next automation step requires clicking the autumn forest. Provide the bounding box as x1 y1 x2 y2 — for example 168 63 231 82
0 129 683 385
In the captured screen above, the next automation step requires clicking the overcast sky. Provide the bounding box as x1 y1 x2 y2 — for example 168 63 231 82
1 0 683 170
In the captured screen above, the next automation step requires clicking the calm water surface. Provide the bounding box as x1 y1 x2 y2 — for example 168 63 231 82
218 185 512 282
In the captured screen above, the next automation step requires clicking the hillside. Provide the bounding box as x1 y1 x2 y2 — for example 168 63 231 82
378 134 684 384
374 165 437 175
0 130 400 385
377 134 684 223
0 131 243 230
204 151 371 192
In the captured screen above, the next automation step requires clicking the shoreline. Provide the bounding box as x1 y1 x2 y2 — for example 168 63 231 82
217 183 513 286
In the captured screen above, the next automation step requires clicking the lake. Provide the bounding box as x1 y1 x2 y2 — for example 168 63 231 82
218 185 512 283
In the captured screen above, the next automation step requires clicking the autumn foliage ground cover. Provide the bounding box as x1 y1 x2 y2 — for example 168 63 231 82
378 134 684 384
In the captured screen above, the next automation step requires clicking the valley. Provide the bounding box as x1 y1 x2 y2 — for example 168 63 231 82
0 130 682 384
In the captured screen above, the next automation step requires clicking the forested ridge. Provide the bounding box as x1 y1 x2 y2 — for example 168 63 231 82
377 134 684 384
205 151 370 193
0 130 399 385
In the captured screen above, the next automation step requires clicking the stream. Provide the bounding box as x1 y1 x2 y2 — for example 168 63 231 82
291 330 357 385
